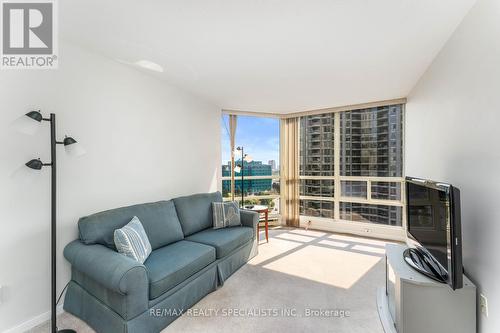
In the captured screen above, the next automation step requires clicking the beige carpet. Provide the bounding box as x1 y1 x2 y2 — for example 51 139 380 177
30 228 391 333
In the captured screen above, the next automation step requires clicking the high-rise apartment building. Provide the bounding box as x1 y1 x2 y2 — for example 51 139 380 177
339 105 403 226
299 105 403 226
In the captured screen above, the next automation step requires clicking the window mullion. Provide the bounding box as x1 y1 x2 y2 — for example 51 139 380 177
334 112 341 220
367 179 372 201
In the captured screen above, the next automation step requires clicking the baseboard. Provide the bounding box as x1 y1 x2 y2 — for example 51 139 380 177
4 304 65 333
299 216 406 242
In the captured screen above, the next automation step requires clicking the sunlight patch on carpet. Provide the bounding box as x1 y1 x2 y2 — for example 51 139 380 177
248 237 302 266
352 244 386 255
288 229 327 238
317 239 350 248
275 232 317 243
328 233 388 247
262 244 382 289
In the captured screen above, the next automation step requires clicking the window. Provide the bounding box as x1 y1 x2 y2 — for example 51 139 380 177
340 106 403 177
299 104 404 227
221 115 280 220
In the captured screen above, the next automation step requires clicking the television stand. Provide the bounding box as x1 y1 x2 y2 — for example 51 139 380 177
377 244 476 333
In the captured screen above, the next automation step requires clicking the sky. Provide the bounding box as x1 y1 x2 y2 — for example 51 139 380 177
221 115 279 167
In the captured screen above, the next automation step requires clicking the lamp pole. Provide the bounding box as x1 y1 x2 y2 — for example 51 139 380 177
47 114 76 333
35 113 60 333
235 146 246 208
14 111 80 333
235 146 252 208
50 114 58 333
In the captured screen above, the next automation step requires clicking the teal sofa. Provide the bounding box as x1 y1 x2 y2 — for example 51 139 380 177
63 192 259 333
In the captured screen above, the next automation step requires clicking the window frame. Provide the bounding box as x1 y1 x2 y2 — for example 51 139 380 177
298 105 406 241
221 114 281 221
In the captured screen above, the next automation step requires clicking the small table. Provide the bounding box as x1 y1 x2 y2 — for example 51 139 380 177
243 205 269 243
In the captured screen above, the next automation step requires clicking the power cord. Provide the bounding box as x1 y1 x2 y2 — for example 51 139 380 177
56 281 70 306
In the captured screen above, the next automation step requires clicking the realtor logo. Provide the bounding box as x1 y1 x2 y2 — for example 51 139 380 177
1 0 57 69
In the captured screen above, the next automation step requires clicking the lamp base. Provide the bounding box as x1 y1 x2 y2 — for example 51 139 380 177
58 329 77 333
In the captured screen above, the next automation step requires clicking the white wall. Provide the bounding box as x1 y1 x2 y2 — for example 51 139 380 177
0 42 221 332
406 0 500 332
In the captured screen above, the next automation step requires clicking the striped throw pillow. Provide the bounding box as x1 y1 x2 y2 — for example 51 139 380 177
114 216 152 263
213 201 241 229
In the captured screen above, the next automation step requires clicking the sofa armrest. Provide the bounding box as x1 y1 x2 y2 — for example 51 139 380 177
240 210 259 234
64 240 148 295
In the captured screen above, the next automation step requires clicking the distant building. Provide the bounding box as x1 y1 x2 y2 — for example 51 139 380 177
339 105 403 226
222 160 272 196
268 160 277 171
299 105 403 226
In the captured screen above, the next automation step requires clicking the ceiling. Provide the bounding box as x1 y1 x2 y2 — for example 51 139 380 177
60 0 476 114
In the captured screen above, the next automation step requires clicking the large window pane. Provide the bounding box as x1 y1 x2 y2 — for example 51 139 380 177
371 181 401 201
222 115 280 218
340 202 402 226
300 179 334 197
341 180 367 198
300 113 335 176
300 200 334 218
340 105 403 177
298 103 404 227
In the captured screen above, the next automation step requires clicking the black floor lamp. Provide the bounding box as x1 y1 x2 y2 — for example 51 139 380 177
234 146 252 208
13 111 85 333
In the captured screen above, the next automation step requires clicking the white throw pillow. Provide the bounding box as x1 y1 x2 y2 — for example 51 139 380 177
114 216 152 263
212 201 241 229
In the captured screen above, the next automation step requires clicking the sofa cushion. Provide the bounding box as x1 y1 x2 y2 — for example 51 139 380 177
144 240 216 299
78 200 184 251
186 226 253 259
173 192 223 236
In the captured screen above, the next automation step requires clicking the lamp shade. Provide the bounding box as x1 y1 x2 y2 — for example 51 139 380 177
12 111 43 135
11 159 43 184
234 165 242 173
25 158 43 170
63 136 86 157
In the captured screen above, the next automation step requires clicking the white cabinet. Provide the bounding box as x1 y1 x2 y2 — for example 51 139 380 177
377 244 476 333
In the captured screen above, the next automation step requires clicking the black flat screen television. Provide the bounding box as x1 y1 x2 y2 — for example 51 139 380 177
405 177 463 290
